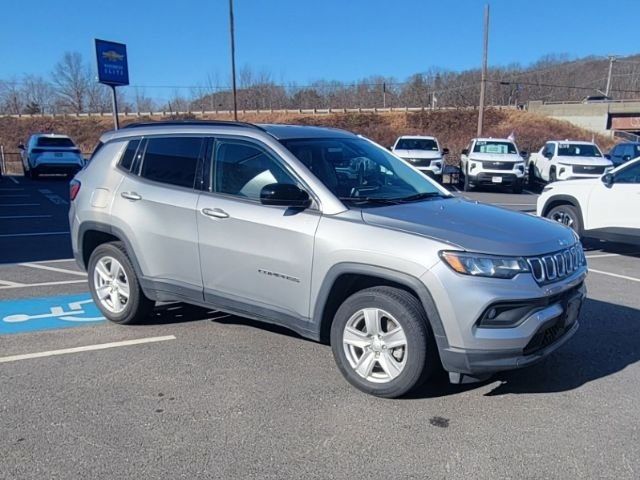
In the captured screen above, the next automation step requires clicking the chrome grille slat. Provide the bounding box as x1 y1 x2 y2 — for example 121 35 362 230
526 244 586 285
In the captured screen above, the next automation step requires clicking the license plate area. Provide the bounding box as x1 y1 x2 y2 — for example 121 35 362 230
491 176 502 183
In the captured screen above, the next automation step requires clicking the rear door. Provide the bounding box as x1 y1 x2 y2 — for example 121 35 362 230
196 137 320 323
111 135 204 299
587 160 640 235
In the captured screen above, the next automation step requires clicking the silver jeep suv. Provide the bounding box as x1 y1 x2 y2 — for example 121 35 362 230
70 121 587 398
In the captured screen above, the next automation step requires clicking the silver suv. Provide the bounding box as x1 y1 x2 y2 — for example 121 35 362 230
70 121 587 398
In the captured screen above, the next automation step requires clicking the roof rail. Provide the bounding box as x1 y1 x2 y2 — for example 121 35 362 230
121 120 265 131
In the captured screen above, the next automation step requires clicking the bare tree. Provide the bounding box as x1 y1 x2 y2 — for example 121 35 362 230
0 79 25 114
52 52 90 113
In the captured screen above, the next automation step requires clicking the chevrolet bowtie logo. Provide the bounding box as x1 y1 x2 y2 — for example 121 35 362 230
102 50 124 62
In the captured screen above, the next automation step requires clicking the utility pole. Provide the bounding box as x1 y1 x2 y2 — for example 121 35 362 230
228 0 238 120
477 4 490 137
605 55 616 97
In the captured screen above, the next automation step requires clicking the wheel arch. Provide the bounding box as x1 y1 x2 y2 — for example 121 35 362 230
77 221 145 281
541 195 585 230
313 263 449 351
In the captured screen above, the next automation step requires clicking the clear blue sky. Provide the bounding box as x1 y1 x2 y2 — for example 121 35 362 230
1 0 638 92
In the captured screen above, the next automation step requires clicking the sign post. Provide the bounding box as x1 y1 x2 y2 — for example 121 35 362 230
94 39 129 130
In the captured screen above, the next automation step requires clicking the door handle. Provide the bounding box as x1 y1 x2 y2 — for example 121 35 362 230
121 191 142 201
201 207 229 219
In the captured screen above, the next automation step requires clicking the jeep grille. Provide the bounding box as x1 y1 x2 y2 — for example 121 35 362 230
527 245 586 284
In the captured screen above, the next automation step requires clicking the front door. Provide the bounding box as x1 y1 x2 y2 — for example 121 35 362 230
197 138 320 322
587 161 640 235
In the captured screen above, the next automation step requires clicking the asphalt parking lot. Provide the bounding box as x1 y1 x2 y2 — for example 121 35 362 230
1 175 639 479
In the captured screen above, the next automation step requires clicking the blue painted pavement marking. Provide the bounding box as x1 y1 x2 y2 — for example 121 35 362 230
0 294 105 335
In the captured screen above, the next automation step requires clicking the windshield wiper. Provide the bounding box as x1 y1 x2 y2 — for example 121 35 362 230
338 196 402 205
393 192 450 203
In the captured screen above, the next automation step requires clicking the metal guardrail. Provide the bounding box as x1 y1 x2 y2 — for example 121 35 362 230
0 105 518 119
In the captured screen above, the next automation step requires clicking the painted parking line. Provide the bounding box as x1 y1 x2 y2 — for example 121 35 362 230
0 203 41 207
0 231 69 238
586 252 639 259
588 269 640 283
0 215 53 219
19 262 87 276
0 279 26 287
495 203 537 207
0 293 104 335
0 279 87 290
9 177 20 185
0 336 176 364
0 188 24 191
0 194 29 198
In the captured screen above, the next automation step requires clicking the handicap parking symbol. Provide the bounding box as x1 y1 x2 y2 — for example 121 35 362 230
0 294 105 335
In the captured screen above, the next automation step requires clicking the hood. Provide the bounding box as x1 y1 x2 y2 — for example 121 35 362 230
555 156 613 167
393 149 442 160
361 197 576 256
467 152 522 162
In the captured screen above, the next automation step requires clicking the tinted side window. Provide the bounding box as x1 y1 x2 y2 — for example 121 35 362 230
214 140 297 200
615 162 640 184
119 139 140 171
141 137 203 189
546 143 556 155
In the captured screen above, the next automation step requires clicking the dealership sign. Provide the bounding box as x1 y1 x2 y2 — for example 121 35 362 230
95 39 129 86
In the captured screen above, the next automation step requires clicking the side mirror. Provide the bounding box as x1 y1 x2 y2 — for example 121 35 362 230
520 151 528 157
389 145 395 151
442 147 450 155
17 143 25 150
602 173 614 187
461 149 469 156
604 153 611 160
623 155 631 161
260 183 311 208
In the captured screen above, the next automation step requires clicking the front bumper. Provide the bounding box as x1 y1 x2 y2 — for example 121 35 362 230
421 259 587 377
468 171 524 186
439 283 584 376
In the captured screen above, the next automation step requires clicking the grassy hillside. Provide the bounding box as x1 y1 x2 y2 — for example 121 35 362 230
0 109 614 170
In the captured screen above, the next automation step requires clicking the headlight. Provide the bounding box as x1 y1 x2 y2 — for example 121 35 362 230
440 251 530 279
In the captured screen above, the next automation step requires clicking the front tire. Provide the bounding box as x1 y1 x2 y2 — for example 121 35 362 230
88 242 154 324
546 204 583 236
512 179 523 194
549 168 557 183
463 170 472 191
330 286 437 398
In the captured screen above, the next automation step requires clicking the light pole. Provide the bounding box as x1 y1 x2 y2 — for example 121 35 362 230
477 4 490 137
229 0 238 121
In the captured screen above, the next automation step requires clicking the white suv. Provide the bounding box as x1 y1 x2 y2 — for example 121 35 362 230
460 138 526 193
391 136 447 182
528 140 613 184
19 134 84 178
537 157 640 245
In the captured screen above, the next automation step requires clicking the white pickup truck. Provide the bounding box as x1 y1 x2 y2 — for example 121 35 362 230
528 140 613 185
459 138 526 193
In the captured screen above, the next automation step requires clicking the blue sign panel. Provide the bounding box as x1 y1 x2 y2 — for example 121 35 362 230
0 294 105 335
95 39 129 86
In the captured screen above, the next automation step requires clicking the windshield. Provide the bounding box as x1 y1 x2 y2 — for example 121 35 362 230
473 140 517 154
37 137 75 148
557 143 601 157
281 137 446 205
395 138 439 151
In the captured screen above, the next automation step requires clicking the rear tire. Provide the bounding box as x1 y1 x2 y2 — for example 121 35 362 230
512 180 523 194
330 286 437 398
463 170 472 191
528 164 536 188
88 242 154 325
546 204 583 236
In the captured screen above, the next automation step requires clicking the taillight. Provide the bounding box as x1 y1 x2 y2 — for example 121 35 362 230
69 180 81 201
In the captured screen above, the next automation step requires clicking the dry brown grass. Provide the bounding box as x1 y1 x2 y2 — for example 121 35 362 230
0 109 614 166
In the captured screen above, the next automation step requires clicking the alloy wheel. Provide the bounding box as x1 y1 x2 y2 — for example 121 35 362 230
342 308 408 383
93 256 130 314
